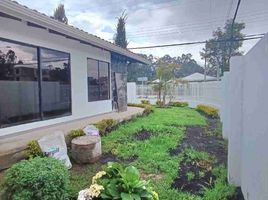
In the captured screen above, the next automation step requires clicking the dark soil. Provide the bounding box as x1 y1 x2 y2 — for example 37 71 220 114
100 152 118 164
227 188 245 200
134 130 152 141
172 158 216 196
171 117 228 195
169 118 227 165
100 152 138 164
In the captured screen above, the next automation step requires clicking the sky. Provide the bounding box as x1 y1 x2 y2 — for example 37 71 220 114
16 0 268 66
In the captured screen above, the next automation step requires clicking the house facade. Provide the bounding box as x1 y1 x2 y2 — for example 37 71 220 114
0 0 149 137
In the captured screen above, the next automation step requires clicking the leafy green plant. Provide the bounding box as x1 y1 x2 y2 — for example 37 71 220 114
68 129 85 139
89 162 158 200
186 172 195 181
197 104 219 118
141 100 150 105
26 140 44 159
95 119 118 136
155 100 164 107
143 105 154 116
169 101 189 107
3 157 69 200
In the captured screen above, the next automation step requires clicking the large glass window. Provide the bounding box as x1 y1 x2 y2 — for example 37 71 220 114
0 39 71 128
40 49 71 119
0 40 40 128
87 58 110 102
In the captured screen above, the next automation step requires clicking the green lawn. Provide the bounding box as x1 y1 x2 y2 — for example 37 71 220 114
69 107 236 200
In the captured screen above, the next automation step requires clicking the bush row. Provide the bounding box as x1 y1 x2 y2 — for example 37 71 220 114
169 101 189 107
127 103 154 116
196 104 219 118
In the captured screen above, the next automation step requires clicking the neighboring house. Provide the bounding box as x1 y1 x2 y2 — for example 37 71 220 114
181 72 217 82
0 0 149 137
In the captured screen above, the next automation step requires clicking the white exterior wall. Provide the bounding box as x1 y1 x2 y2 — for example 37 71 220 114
221 72 230 139
224 34 268 200
0 17 112 136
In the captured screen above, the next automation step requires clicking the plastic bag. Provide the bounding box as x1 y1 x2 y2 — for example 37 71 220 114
38 131 72 169
83 125 99 136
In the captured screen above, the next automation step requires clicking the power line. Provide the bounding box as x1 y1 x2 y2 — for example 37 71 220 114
231 0 242 38
128 35 264 50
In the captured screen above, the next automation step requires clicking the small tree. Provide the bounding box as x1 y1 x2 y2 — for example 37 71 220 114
153 62 180 106
53 4 68 24
114 11 128 48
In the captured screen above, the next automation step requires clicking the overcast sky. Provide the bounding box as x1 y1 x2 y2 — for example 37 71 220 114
16 0 268 66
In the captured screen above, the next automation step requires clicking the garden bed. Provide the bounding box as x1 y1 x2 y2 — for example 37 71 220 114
0 107 243 200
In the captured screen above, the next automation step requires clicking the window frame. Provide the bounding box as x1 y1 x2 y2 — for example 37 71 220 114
87 57 110 102
0 37 72 128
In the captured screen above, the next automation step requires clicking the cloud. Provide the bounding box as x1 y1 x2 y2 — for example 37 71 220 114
15 0 268 65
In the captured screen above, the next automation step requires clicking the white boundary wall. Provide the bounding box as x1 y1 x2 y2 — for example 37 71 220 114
224 34 268 200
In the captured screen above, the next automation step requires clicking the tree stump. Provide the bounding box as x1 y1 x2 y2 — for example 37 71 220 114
71 136 102 164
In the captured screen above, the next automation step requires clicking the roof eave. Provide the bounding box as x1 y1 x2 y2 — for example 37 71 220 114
0 0 150 65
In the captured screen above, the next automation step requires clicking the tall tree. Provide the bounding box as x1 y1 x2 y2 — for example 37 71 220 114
53 4 68 24
114 11 128 48
200 20 245 77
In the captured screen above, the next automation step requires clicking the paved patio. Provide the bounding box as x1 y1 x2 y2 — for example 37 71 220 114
0 107 144 170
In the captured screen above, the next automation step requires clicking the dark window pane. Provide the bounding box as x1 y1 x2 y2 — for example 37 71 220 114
40 48 71 119
87 59 99 101
0 40 40 128
99 61 109 100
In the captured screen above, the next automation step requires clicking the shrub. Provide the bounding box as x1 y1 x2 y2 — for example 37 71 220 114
141 100 150 105
156 100 164 107
197 104 219 118
95 119 118 136
127 103 153 116
143 105 153 115
3 157 69 200
26 140 44 159
78 162 158 200
128 103 146 108
169 101 189 107
67 129 85 139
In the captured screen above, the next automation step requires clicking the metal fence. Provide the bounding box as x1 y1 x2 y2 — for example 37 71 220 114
135 81 222 108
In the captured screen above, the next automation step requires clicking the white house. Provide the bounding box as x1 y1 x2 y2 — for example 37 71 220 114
181 72 217 82
0 0 149 137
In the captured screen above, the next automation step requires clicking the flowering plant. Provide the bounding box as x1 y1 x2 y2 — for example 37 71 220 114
78 162 158 200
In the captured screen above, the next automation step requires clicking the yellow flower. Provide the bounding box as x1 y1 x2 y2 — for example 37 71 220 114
88 184 104 197
92 171 106 184
152 191 159 200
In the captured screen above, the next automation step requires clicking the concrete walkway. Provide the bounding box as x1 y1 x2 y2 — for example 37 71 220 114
0 107 144 170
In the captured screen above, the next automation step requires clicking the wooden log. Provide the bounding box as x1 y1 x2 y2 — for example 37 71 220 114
71 136 102 164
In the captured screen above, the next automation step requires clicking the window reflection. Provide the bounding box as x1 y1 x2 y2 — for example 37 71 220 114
87 59 110 102
40 48 71 119
0 41 40 128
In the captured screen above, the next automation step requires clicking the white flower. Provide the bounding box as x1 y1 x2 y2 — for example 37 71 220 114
77 189 92 200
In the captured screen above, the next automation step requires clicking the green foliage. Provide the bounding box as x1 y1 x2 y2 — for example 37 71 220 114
26 140 44 159
143 105 153 116
114 11 128 48
127 103 153 115
186 172 195 181
3 157 69 200
196 104 219 118
141 100 150 105
155 100 164 107
203 167 236 200
169 101 189 107
95 119 118 136
94 162 158 200
53 4 68 24
68 129 85 139
200 20 245 75
184 148 211 161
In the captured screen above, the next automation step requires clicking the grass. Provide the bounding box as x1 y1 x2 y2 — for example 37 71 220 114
69 107 235 200
0 107 235 200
